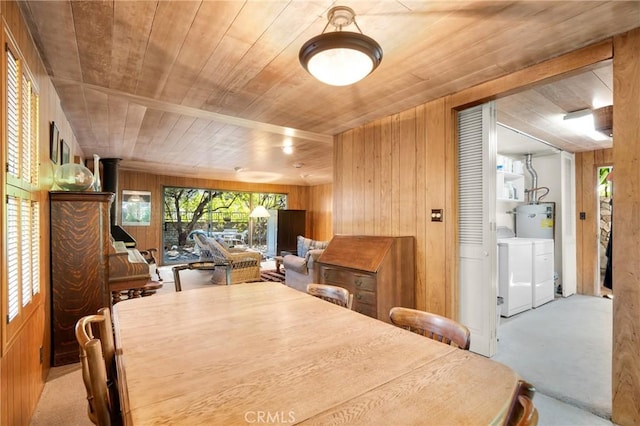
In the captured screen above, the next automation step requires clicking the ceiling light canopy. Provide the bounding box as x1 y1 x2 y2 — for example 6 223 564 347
299 6 382 86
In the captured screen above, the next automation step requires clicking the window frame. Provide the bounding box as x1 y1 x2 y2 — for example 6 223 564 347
2 33 42 352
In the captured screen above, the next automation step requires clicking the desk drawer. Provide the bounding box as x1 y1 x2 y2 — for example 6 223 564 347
352 274 376 292
320 267 349 285
353 302 377 318
320 268 376 291
354 289 376 306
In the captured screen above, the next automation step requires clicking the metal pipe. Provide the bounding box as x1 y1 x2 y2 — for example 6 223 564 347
101 158 121 225
525 153 538 203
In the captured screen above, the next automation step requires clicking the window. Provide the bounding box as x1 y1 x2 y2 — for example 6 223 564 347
3 41 40 342
161 188 286 264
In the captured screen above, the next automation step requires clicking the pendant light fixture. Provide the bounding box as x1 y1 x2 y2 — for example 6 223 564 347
299 6 383 86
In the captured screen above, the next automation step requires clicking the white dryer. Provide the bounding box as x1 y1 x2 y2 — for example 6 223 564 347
498 238 533 317
530 239 554 307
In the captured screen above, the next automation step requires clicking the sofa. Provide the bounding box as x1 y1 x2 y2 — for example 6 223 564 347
283 236 330 292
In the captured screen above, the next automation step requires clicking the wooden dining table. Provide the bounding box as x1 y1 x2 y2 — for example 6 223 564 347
113 282 519 425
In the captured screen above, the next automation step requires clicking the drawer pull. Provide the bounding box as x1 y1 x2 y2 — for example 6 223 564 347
356 294 363 300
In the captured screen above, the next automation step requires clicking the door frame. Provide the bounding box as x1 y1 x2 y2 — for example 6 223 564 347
448 40 613 318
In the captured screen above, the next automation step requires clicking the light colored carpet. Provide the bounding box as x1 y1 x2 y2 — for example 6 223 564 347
492 294 613 421
30 363 91 426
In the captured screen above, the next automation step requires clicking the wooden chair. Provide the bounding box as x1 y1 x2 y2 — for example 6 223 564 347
193 233 262 284
75 308 121 425
307 283 353 309
389 307 471 350
504 380 538 426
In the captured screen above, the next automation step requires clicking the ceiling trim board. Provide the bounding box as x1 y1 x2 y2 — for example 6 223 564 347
450 39 613 109
52 78 334 144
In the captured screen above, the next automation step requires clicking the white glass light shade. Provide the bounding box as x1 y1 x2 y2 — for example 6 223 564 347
249 205 271 218
299 32 382 86
307 47 373 86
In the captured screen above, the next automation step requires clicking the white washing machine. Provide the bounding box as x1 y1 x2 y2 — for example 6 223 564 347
498 238 533 317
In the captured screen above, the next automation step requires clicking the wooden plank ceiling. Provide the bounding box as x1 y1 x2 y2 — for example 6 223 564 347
18 1 639 185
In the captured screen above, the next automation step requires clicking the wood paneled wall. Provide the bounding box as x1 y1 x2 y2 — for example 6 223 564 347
334 32 640 424
118 170 332 257
1 0 638 421
575 149 613 295
308 183 333 241
0 2 80 423
334 99 454 316
612 27 640 425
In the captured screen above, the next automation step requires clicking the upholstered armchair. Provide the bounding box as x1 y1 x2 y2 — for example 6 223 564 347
193 234 262 285
283 236 329 292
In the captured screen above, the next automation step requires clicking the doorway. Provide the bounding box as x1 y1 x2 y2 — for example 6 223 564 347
457 61 613 415
598 166 613 297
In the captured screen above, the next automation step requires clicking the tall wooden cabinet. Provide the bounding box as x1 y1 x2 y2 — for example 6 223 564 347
316 235 415 322
50 192 113 366
266 209 306 257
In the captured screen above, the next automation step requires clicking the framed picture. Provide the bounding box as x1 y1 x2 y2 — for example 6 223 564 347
50 121 59 164
122 190 151 226
61 140 70 164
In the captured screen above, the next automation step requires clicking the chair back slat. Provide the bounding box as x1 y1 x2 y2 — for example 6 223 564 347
389 307 471 350
307 283 353 309
86 339 112 426
504 380 538 426
75 308 121 425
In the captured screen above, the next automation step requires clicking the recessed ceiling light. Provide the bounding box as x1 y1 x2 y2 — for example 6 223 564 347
293 162 304 168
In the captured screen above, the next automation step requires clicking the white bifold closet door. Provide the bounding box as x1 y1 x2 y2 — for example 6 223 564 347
458 102 498 357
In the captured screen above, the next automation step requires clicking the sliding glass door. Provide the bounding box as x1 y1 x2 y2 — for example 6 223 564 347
161 187 286 264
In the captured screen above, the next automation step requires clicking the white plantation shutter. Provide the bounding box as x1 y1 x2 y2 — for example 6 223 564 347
21 199 32 306
21 75 31 182
31 201 40 295
7 196 20 322
6 48 20 179
4 42 41 328
30 90 39 185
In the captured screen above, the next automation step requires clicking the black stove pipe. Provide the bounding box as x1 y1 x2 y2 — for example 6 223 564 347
101 158 121 225
100 158 137 247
